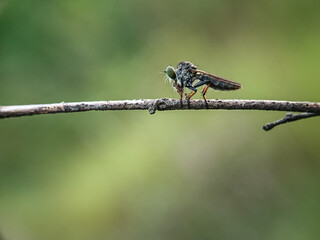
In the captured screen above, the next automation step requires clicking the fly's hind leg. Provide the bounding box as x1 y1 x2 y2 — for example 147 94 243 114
201 84 210 108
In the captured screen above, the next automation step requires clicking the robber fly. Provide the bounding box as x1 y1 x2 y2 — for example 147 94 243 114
165 61 242 106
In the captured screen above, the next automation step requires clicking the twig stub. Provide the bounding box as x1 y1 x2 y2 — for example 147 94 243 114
263 112 320 131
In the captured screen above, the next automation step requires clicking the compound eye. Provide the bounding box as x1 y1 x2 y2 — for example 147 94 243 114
165 66 176 80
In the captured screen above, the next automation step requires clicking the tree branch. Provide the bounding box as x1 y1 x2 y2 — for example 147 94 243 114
1 98 319 130
263 112 320 131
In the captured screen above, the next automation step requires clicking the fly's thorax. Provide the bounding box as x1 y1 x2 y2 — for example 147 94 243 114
176 61 198 85
177 61 197 70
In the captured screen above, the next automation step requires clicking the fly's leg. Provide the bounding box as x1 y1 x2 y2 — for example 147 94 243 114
179 91 183 107
201 84 210 108
194 80 210 108
176 85 184 107
186 85 197 108
173 82 184 107
187 91 196 108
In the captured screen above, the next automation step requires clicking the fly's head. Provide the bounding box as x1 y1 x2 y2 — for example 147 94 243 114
164 65 184 94
164 66 176 83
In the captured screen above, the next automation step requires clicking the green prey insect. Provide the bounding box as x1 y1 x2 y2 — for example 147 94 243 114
165 61 242 106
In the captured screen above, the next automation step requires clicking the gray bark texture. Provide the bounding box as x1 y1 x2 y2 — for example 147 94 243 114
1 99 319 119
1 99 319 131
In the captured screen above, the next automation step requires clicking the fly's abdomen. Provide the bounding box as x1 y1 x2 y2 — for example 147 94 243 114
209 79 241 90
200 74 242 91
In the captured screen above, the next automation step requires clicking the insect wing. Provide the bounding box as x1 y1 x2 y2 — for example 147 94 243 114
190 69 242 90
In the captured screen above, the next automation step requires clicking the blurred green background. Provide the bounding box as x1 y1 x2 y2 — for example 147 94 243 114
1 0 320 239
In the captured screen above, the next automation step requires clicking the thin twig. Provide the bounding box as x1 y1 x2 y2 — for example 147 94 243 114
1 99 320 131
263 112 320 131
0 98 319 118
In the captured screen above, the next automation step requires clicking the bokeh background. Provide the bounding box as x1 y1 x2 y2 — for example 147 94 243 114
1 0 320 239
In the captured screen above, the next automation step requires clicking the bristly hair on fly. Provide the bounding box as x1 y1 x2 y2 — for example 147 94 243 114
164 73 172 83
159 69 170 85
